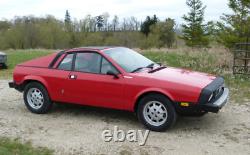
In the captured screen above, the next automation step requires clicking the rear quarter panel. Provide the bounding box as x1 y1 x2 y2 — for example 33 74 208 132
13 66 69 102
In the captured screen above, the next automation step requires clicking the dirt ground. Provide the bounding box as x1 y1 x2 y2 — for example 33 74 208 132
0 80 249 155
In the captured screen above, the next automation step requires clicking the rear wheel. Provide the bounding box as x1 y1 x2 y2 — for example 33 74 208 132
137 94 177 132
23 82 52 114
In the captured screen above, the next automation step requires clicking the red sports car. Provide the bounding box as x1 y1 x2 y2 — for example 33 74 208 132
9 47 229 131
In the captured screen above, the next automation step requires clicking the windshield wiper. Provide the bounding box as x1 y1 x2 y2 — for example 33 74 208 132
146 63 155 68
148 66 166 73
131 63 156 73
131 67 146 73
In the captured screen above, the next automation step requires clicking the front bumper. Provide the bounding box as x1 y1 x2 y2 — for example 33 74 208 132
9 82 23 92
175 77 229 114
200 88 229 113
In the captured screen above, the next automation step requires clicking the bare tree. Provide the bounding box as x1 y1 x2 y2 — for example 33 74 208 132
112 15 119 31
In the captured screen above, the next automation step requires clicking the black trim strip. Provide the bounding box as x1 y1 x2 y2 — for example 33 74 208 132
48 50 65 68
198 77 224 104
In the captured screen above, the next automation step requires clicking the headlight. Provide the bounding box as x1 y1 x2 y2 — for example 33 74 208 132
208 94 213 102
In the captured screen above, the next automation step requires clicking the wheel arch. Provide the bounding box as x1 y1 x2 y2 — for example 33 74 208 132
21 76 50 93
133 89 175 113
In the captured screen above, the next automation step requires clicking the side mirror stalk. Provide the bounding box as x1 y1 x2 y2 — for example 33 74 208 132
107 71 119 79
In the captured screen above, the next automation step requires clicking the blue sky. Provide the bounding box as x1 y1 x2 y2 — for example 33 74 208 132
0 0 232 24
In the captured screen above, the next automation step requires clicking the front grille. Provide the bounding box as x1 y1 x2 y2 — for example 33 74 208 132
210 85 224 103
214 86 224 97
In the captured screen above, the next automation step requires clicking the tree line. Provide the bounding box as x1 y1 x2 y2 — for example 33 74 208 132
0 0 249 50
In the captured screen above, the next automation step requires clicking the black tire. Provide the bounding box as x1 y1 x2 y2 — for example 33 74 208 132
137 94 177 132
23 82 52 114
1 63 7 69
3 63 7 69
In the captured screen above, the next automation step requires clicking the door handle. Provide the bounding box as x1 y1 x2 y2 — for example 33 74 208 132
69 74 77 79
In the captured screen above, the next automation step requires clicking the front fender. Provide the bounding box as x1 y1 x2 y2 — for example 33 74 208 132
130 87 175 111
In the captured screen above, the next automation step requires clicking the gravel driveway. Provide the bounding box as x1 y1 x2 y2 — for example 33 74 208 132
0 80 250 155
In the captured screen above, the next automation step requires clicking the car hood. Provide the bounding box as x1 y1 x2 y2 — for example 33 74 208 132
138 67 216 89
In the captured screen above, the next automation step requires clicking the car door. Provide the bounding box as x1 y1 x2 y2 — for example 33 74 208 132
46 53 75 102
66 52 126 110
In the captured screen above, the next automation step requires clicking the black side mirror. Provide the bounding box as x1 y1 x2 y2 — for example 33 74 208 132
107 70 119 79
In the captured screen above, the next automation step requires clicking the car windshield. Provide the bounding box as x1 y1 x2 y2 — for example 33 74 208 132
104 47 154 73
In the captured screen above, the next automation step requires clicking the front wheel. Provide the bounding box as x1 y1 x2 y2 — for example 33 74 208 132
137 94 177 132
23 82 52 114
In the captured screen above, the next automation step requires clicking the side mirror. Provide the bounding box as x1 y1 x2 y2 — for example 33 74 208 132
107 70 119 79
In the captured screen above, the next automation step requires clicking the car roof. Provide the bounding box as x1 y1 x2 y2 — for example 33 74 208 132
65 46 120 53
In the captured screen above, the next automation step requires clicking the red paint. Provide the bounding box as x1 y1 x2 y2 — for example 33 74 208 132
13 47 216 112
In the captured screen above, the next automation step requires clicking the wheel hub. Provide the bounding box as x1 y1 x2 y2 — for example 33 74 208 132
27 88 44 110
143 101 168 126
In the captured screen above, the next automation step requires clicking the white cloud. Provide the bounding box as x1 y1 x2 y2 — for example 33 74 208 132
0 0 232 23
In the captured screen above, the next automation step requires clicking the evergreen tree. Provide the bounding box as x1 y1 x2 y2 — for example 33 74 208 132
181 0 209 47
141 15 158 36
64 10 72 32
96 15 104 31
65 10 71 23
218 0 250 48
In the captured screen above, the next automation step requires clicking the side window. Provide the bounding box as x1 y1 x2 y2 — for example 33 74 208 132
58 54 74 71
101 58 119 75
74 52 101 74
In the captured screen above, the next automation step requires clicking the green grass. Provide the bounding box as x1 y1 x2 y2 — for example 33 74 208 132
143 51 222 74
0 137 53 155
0 48 249 101
0 49 54 79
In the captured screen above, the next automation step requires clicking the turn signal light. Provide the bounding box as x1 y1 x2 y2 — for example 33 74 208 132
180 102 189 107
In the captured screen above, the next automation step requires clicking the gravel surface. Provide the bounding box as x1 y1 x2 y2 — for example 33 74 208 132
0 80 250 155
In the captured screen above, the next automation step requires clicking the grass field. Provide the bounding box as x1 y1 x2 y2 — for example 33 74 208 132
0 48 249 100
0 137 53 155
0 49 54 79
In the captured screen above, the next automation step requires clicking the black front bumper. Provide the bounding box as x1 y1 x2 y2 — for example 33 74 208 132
199 88 229 113
175 77 229 114
9 82 23 92
197 76 229 113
